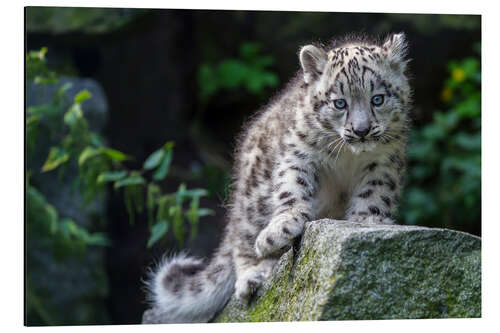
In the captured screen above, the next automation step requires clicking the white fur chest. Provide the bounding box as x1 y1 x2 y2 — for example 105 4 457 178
313 148 386 219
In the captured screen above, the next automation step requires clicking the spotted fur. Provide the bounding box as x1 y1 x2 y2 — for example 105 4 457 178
144 33 412 323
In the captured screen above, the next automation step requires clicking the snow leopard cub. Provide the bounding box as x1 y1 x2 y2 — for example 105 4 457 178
143 33 411 324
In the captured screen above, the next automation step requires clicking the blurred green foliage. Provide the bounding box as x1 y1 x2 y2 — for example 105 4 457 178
390 14 481 34
401 44 481 232
199 42 279 103
28 47 214 245
26 48 214 325
26 7 146 34
27 48 110 251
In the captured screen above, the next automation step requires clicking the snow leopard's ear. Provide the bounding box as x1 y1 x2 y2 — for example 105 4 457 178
382 32 409 73
299 45 327 84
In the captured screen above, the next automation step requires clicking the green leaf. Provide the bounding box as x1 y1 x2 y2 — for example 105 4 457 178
59 218 79 240
64 102 83 126
27 115 40 127
97 170 128 184
153 149 172 181
114 175 145 188
27 104 58 117
147 184 161 226
45 204 58 234
78 146 100 166
196 208 215 217
90 133 105 148
78 147 129 166
84 232 111 246
183 188 210 198
143 149 165 170
218 60 247 88
41 147 69 172
453 132 481 150
54 82 73 104
174 183 187 205
240 42 261 60
124 186 135 225
74 89 92 103
34 76 57 84
172 206 185 247
101 148 128 162
186 196 200 240
147 220 168 248
163 141 175 150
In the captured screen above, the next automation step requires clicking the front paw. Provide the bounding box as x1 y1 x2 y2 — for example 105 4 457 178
234 270 267 303
350 214 395 225
255 214 303 258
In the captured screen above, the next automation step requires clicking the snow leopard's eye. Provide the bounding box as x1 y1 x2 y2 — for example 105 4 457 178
371 94 385 106
333 99 347 110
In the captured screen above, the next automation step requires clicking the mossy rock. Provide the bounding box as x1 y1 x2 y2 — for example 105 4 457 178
214 219 481 322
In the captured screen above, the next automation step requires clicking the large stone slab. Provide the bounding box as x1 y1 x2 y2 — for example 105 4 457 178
215 219 481 322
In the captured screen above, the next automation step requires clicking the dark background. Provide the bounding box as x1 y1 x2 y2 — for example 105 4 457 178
25 8 481 325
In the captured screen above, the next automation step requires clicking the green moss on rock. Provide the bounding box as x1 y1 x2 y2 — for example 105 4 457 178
214 220 481 323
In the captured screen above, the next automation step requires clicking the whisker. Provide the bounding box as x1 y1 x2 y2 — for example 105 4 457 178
327 137 343 150
334 141 345 165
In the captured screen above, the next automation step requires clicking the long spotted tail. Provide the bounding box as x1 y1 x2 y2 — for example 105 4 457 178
143 252 235 324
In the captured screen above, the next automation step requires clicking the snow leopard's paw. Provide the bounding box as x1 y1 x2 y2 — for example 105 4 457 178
254 213 303 258
234 261 275 303
350 213 395 225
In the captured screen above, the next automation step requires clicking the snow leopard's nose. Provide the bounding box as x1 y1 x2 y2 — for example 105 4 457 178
353 124 371 138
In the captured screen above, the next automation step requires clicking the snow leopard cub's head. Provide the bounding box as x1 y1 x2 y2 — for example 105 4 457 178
299 33 411 154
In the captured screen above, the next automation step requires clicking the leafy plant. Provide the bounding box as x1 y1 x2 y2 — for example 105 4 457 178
400 44 481 233
198 42 279 103
26 48 214 324
27 48 214 248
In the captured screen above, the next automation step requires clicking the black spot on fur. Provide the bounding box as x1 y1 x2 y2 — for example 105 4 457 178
297 131 307 140
313 171 320 184
273 182 285 191
249 164 259 188
369 206 381 215
300 212 311 220
282 227 291 235
243 232 256 242
163 264 182 287
258 137 268 154
296 176 307 187
257 195 271 215
164 263 205 293
181 263 205 276
368 179 384 186
279 191 292 200
266 237 275 246
189 279 203 293
358 189 373 198
282 198 297 206
290 166 308 174
313 100 326 112
383 174 397 191
246 205 255 222
294 150 308 159
381 195 391 207
365 162 377 172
